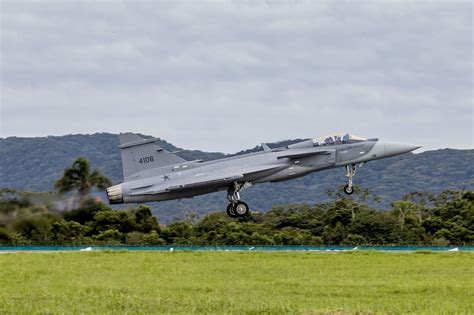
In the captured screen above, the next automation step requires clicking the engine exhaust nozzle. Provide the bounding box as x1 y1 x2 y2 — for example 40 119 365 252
106 184 124 204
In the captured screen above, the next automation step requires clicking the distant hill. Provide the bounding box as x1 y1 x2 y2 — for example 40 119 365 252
1 133 472 222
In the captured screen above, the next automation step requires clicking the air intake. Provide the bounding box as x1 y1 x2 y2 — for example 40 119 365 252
106 184 124 204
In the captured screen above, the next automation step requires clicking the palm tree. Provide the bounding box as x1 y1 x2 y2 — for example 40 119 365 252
55 157 112 201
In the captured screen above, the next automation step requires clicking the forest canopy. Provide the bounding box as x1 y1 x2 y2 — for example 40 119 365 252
1 187 472 246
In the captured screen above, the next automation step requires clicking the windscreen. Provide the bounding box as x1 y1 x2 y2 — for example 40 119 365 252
312 133 366 146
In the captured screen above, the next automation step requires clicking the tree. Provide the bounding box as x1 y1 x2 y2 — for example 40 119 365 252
51 220 90 244
63 199 110 224
165 221 193 244
129 205 160 233
92 229 123 244
326 185 381 220
391 201 420 230
13 213 59 243
54 157 111 201
0 227 12 244
91 210 133 234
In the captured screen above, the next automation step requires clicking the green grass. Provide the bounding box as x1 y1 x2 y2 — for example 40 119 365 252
0 251 472 314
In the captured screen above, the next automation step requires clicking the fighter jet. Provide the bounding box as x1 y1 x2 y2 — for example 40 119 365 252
107 133 419 218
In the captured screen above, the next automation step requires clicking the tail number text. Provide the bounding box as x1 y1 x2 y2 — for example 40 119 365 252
139 156 154 164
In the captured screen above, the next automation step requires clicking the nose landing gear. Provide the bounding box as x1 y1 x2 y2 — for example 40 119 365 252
226 182 250 218
344 184 354 195
344 164 357 195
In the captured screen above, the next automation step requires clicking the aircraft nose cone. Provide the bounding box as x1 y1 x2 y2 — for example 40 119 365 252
384 142 421 157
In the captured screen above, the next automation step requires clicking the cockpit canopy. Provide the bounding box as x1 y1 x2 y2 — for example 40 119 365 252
312 133 367 146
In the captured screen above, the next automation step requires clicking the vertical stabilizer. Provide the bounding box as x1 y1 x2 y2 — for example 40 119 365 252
119 133 186 181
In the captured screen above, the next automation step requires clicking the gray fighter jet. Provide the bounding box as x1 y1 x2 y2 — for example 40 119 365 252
107 133 419 217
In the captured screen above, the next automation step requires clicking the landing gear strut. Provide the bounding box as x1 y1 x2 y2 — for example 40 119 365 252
344 164 357 195
226 182 250 218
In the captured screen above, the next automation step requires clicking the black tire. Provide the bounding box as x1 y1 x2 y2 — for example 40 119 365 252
226 203 239 218
234 201 249 216
344 184 354 195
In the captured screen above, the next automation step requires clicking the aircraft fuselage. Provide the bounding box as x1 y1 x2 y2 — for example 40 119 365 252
107 133 419 217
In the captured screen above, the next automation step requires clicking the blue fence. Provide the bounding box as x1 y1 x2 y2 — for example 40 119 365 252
0 245 473 252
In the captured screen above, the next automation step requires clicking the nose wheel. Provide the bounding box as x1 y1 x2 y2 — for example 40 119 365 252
344 184 354 195
344 164 357 195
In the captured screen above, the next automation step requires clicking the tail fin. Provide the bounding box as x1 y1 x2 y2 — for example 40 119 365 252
119 133 186 181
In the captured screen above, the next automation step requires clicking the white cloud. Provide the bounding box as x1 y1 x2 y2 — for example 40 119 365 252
1 0 472 152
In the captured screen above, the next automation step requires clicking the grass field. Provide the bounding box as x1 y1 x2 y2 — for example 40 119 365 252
0 251 472 314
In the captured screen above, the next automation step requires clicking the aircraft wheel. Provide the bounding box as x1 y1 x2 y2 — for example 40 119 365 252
234 201 249 216
226 203 239 218
344 184 354 195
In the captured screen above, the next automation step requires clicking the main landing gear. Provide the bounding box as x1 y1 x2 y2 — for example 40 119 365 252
226 182 250 218
343 164 357 195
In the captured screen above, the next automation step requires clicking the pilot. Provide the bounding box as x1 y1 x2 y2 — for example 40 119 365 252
343 134 350 143
325 137 334 145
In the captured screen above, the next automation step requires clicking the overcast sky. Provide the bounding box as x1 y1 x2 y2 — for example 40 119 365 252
1 1 472 153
